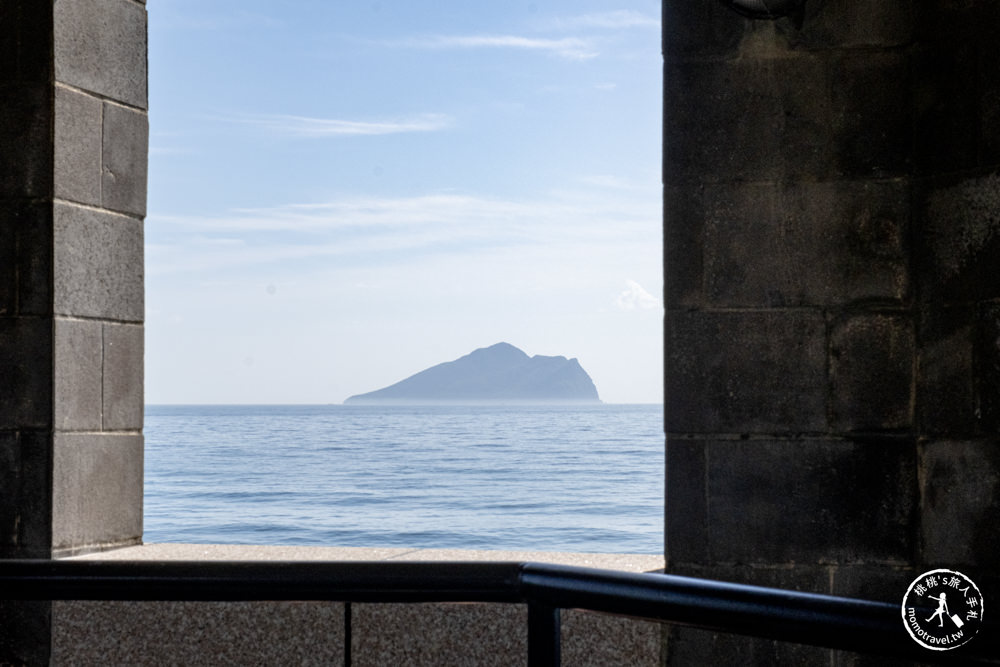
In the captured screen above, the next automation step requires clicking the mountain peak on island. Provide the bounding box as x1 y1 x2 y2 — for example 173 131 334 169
344 342 601 404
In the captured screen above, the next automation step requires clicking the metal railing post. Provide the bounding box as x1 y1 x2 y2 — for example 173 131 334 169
527 601 560 667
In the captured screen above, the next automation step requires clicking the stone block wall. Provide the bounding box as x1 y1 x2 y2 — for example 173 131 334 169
1 0 146 661
0 0 146 561
664 0 1000 663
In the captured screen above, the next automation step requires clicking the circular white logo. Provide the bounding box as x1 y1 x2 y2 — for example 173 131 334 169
901 569 984 651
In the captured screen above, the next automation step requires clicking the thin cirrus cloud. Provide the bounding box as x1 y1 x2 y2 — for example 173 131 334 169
395 34 598 60
147 190 658 276
546 10 660 31
225 112 452 137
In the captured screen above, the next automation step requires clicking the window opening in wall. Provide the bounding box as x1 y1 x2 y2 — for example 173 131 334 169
143 0 663 553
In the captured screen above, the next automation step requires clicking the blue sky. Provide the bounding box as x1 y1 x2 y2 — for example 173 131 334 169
145 1 663 404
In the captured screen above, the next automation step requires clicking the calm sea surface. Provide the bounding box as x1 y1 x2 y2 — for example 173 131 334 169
144 404 664 554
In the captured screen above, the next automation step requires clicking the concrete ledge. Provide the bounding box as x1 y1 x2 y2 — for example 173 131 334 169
56 545 665 666
66 543 664 571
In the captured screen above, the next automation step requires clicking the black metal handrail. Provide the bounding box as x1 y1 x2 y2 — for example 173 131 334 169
1 559 996 665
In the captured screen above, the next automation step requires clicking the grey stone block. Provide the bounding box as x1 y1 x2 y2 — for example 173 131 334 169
779 0 916 50
981 42 1000 166
54 0 147 109
665 438 708 565
54 317 102 431
53 202 143 321
0 430 52 558
102 102 148 216
977 304 1000 433
102 322 143 430
666 624 830 667
829 313 914 432
915 173 1000 305
52 432 143 555
0 203 53 317
704 439 916 564
0 600 51 666
830 564 918 605
0 83 53 199
54 86 101 206
0 1 53 83
917 307 977 437
665 310 827 434
662 0 745 60
912 46 979 175
920 439 1000 567
664 185 704 309
0 318 53 429
51 601 344 665
831 52 912 178
664 56 831 184
702 181 910 308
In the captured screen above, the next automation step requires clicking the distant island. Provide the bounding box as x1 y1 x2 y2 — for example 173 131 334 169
344 342 601 404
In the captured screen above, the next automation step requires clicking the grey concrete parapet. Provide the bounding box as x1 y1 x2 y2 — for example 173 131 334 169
54 0 148 109
53 202 143 322
56 546 665 666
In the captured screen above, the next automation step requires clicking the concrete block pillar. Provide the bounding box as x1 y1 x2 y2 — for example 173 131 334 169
1 0 146 661
664 0 1000 663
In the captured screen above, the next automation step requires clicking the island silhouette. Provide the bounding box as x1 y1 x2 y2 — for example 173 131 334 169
344 342 601 404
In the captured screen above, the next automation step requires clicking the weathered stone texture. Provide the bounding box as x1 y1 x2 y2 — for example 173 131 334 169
102 102 149 216
918 173 1000 306
665 57 831 184
665 438 708 564
920 440 1000 567
0 430 51 558
0 83 53 199
51 433 143 554
54 86 102 206
53 318 103 431
829 314 914 432
666 310 827 434
0 318 53 430
102 322 143 431
0 204 53 317
54 0 147 109
830 52 912 178
662 0 745 59
778 0 916 50
53 202 144 321
917 307 977 437
701 181 909 308
705 439 915 564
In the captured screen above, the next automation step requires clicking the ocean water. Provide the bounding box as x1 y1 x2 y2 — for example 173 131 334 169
144 404 664 554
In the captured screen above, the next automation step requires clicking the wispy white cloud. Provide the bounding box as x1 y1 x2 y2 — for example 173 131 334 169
223 113 452 137
616 280 661 311
147 190 659 276
395 34 598 60
546 10 660 31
